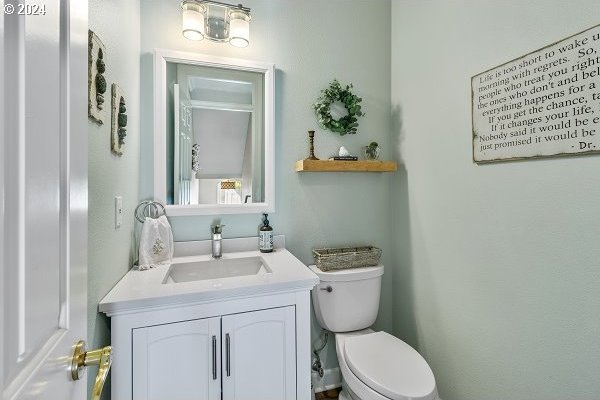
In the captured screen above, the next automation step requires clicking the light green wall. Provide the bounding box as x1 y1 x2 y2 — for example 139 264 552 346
87 2 600 398
88 0 140 397
140 0 392 370
391 1 600 399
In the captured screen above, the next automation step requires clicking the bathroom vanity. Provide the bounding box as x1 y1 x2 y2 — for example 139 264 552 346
100 236 318 400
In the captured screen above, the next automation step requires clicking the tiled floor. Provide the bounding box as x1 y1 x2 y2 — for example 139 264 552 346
315 388 342 400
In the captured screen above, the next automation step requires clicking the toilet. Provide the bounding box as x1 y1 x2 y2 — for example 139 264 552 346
310 265 438 400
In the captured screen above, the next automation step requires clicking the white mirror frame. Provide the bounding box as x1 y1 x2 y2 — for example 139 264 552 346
154 49 275 216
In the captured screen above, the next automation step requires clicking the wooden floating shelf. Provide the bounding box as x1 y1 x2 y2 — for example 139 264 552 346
295 159 398 172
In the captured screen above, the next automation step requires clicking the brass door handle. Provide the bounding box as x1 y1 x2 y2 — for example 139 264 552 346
71 340 112 400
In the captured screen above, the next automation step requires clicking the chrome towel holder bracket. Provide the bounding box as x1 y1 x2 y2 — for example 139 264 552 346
134 200 166 223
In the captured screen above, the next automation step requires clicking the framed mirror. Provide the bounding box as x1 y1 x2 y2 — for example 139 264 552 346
154 49 274 216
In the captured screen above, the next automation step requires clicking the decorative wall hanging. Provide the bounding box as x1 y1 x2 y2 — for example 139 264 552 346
88 30 107 124
472 24 600 163
313 79 364 135
111 84 127 156
192 144 200 171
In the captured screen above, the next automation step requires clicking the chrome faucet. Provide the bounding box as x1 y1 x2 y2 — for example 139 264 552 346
211 224 225 259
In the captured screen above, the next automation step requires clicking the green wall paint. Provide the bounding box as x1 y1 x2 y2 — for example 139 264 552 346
88 0 140 397
391 1 600 399
87 1 600 398
88 0 600 400
143 0 393 373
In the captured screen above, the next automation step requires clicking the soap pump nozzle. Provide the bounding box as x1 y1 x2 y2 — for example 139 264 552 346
211 224 225 235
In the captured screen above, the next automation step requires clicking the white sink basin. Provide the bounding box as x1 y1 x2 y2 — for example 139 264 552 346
164 256 271 283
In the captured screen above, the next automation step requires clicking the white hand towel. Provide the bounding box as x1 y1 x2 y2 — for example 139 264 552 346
137 215 173 270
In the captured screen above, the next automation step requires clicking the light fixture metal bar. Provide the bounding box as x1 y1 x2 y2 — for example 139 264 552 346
184 0 250 14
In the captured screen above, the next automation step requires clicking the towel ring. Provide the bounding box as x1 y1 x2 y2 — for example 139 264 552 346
135 200 166 223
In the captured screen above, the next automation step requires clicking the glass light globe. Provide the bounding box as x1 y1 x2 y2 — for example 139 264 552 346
229 9 250 47
182 2 205 41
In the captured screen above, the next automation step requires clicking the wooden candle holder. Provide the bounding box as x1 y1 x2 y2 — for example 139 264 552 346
304 130 319 160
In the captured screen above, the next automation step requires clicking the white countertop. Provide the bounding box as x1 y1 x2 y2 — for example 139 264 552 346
99 236 319 316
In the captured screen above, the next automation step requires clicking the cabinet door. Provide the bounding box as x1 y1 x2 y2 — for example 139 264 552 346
222 307 296 400
133 317 221 400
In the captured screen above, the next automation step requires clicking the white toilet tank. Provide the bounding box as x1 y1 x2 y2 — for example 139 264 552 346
309 265 383 332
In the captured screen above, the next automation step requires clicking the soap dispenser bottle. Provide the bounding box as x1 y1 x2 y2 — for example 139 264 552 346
259 213 273 253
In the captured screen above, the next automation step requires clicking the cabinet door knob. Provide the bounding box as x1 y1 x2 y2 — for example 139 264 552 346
320 285 333 293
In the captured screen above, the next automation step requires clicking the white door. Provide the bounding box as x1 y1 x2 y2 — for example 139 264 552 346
1 1 89 399
132 317 221 400
222 307 296 400
173 83 194 205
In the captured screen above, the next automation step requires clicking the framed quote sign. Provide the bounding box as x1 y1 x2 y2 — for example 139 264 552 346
472 24 600 163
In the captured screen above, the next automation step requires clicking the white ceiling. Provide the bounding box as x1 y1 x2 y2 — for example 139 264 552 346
187 76 253 104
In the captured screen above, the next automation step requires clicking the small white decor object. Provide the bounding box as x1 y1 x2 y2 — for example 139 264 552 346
137 215 173 270
88 30 107 124
338 146 350 157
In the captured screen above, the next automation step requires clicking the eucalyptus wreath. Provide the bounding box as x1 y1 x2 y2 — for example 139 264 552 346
313 79 364 135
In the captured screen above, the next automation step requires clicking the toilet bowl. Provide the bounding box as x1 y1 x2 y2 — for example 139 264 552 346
310 265 438 400
336 330 437 400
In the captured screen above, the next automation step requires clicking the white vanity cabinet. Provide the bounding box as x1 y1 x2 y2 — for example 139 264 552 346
106 293 310 400
99 240 319 400
132 307 296 400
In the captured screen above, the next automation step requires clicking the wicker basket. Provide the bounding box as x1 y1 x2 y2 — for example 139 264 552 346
312 246 382 271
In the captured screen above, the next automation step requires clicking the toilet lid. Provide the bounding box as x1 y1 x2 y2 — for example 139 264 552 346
343 331 436 400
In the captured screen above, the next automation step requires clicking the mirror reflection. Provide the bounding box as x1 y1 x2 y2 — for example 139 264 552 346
167 62 264 205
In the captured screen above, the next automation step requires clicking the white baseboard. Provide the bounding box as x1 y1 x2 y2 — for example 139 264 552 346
311 367 342 393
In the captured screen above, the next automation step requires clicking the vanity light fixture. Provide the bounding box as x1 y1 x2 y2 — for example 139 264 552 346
181 0 251 48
